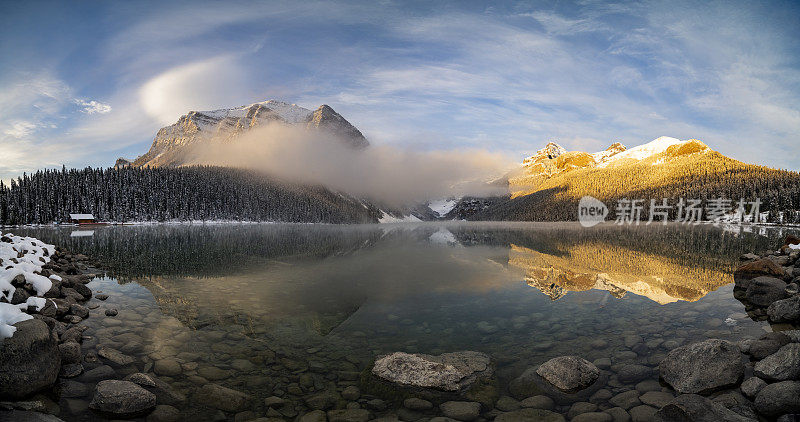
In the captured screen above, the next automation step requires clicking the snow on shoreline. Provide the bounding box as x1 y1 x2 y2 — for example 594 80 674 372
0 230 55 338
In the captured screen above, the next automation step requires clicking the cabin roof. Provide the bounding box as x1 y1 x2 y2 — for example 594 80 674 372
69 213 95 220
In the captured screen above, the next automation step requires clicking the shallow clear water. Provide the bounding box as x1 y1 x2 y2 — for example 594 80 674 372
13 222 800 421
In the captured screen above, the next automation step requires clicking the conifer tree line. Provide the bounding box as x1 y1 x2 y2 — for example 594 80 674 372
0 166 378 225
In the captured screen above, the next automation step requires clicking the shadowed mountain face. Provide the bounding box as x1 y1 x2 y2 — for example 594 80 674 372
131 100 368 168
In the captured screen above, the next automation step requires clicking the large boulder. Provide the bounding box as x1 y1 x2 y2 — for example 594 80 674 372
535 356 599 394
745 276 787 306
754 343 800 381
659 339 743 394
0 319 61 399
653 394 753 422
734 258 786 280
767 295 800 322
88 379 156 417
748 332 791 360
371 351 491 392
508 366 606 404
753 380 800 417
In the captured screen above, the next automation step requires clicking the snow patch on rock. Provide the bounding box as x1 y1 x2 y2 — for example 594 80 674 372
0 230 55 338
378 212 422 223
597 136 687 168
199 100 312 124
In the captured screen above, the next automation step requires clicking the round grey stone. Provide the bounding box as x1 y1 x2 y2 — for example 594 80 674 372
659 339 743 394
89 380 156 417
439 401 480 421
536 356 599 393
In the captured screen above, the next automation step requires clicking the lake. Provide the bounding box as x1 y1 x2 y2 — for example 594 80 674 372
13 222 798 421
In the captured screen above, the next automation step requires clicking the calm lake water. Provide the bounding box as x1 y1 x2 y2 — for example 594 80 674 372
13 222 800 421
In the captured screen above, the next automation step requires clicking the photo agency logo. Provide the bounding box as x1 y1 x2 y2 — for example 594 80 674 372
578 196 608 227
578 196 763 227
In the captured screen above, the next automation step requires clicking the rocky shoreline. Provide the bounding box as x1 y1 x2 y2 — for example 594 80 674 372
355 235 800 422
0 232 798 422
0 231 137 420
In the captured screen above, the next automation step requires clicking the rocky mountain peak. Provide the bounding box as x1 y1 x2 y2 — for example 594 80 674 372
306 105 369 149
114 158 131 169
131 100 368 167
521 142 566 167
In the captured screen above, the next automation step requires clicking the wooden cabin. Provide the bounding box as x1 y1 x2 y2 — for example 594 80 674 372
69 213 96 225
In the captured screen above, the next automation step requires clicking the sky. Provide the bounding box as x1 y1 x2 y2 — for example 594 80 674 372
1 0 799 183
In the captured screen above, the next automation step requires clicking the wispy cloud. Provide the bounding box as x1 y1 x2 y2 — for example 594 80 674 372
74 99 112 114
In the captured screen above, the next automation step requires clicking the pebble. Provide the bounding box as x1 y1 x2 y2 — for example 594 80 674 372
403 398 433 411
519 395 555 411
440 401 481 421
628 405 657 422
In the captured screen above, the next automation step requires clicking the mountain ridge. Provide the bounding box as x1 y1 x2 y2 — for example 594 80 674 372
469 136 800 222
129 100 368 168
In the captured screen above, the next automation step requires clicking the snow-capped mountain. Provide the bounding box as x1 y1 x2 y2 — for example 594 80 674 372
509 136 711 197
130 100 368 168
595 136 707 168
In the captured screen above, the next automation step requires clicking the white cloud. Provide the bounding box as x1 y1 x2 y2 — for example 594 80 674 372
138 56 251 125
3 121 38 138
519 11 608 35
74 99 112 114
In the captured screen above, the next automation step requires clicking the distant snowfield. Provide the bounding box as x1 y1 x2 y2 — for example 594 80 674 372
378 212 422 223
199 100 312 124
596 136 687 168
428 197 460 217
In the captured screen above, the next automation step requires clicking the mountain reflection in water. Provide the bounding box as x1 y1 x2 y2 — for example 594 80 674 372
11 222 800 421
16 222 797 322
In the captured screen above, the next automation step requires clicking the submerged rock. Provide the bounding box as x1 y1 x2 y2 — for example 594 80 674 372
0 410 65 421
493 408 565 422
0 319 61 399
371 351 491 392
89 379 156 417
126 372 186 405
439 401 481 421
327 409 370 422
653 394 753 422
659 339 743 394
536 356 599 394
194 383 250 412
97 346 135 366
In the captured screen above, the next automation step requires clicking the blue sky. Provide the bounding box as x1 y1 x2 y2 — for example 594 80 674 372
1 0 799 182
